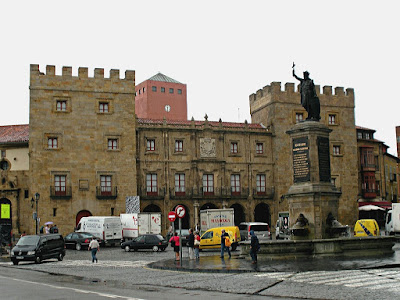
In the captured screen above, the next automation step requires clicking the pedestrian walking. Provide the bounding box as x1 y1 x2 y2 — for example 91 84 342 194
88 237 100 263
52 224 59 233
44 225 50 234
169 232 180 261
188 228 195 260
220 229 231 258
250 230 260 264
194 231 200 260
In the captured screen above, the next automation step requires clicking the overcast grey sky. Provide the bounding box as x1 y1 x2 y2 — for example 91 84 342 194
1 1 399 155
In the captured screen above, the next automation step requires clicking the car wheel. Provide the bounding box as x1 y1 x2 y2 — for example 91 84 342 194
58 253 64 261
124 245 130 252
12 260 18 265
75 243 82 251
152 245 159 252
35 256 42 264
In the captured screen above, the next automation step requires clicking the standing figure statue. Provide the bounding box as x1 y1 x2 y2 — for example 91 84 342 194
292 65 321 121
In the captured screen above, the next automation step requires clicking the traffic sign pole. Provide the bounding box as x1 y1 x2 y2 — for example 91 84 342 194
179 218 182 262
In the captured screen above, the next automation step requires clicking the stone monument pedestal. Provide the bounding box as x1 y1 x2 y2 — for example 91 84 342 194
286 121 341 240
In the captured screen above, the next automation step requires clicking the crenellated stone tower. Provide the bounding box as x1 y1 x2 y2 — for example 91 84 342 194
29 65 137 232
249 81 358 228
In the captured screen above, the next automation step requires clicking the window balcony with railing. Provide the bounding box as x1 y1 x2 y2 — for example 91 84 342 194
362 188 377 199
50 186 72 199
138 187 166 200
96 186 118 199
252 187 275 199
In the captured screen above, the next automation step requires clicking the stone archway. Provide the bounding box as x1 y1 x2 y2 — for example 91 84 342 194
200 202 218 211
143 204 161 212
76 210 92 227
254 203 271 225
230 203 245 226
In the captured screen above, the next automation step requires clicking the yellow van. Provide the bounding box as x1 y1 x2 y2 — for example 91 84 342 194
354 219 380 237
199 226 240 251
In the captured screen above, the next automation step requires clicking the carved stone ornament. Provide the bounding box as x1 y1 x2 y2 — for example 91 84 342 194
200 138 216 157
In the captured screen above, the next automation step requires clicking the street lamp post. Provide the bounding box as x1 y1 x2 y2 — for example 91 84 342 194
31 193 40 235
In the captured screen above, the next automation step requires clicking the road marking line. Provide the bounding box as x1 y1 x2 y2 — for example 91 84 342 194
0 274 145 299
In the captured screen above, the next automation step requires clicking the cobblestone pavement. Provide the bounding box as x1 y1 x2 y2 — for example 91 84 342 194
1 246 400 299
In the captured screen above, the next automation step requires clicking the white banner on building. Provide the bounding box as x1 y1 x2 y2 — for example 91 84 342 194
126 196 140 213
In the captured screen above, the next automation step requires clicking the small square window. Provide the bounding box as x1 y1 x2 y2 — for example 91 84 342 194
178 89 182 94
161 87 165 93
48 137 58 149
99 102 109 113
357 132 362 139
256 143 263 154
333 145 341 155
147 139 155 151
143 87 145 93
365 133 370 139
328 114 336 125
230 142 238 154
152 86 157 92
1 150 5 158
108 139 118 150
56 100 67 111
169 88 174 94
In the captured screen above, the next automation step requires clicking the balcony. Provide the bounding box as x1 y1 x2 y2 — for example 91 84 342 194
361 163 376 172
138 187 166 200
50 186 72 199
252 187 275 199
362 188 377 199
96 186 118 199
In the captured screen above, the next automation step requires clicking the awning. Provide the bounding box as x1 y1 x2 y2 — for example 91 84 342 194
358 201 393 210
358 205 385 211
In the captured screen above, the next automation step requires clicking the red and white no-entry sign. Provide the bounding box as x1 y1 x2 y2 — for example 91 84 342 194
168 211 177 222
175 205 186 219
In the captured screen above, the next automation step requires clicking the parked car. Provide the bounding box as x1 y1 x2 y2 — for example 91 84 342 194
121 234 168 252
11 234 65 265
64 232 103 250
354 219 380 237
239 222 271 241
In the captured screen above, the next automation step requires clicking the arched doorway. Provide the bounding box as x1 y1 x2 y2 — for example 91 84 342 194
0 198 12 246
230 203 245 226
200 203 217 211
76 210 92 227
173 204 190 229
143 204 161 212
254 203 270 225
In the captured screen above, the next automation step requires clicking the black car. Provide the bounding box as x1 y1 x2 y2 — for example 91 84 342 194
121 234 168 252
11 234 65 265
64 232 103 251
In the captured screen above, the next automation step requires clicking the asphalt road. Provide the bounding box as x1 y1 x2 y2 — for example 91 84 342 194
1 246 400 299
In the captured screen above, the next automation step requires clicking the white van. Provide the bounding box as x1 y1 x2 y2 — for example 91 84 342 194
76 216 122 246
239 222 271 241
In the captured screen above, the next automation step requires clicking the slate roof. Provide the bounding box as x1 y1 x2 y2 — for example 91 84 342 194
0 124 29 144
147 73 182 84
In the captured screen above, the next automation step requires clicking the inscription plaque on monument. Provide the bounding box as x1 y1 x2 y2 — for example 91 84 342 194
317 137 331 182
292 137 310 182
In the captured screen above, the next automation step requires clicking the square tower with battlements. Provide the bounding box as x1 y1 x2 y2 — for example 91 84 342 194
249 81 359 226
29 65 137 232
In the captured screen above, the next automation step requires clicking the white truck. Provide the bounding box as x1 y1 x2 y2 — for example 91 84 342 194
200 208 235 232
75 216 122 246
120 212 161 241
385 203 400 235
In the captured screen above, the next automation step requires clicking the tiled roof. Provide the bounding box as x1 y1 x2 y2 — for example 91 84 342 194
137 118 265 130
0 125 29 144
147 73 182 84
356 125 376 132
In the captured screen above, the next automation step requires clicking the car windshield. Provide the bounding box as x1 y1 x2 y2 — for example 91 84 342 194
238 224 247 230
16 235 40 246
80 233 94 238
251 225 269 231
156 235 165 241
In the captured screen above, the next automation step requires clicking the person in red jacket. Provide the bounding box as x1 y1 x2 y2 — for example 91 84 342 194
169 232 180 261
